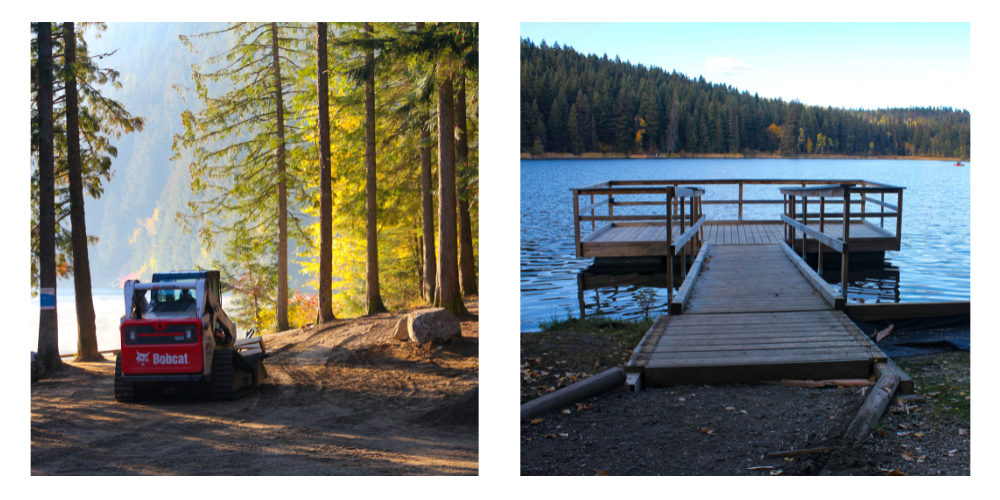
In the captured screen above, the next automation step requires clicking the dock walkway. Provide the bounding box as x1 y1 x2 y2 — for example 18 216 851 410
627 243 886 387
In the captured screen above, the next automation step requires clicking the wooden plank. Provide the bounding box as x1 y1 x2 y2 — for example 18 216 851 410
579 214 676 222
778 239 845 310
672 215 706 254
864 196 897 211
641 359 872 386
642 347 871 365
844 301 970 321
781 215 844 252
780 184 855 198
580 223 614 243
649 341 877 353
578 199 609 214
670 243 710 314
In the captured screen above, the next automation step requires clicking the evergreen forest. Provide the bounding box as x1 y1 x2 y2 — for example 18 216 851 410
31 22 477 367
520 38 970 159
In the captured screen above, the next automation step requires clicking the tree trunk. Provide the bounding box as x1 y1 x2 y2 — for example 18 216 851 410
433 68 468 316
364 22 387 315
271 22 289 331
417 22 436 304
316 22 335 323
36 22 62 372
64 23 102 361
455 73 477 296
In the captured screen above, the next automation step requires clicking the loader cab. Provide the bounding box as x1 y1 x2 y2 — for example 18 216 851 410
151 271 222 301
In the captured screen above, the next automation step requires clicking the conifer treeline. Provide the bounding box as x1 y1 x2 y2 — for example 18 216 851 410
520 38 970 159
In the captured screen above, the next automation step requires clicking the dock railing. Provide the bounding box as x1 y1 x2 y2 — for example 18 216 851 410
572 183 706 300
572 179 903 253
779 182 904 300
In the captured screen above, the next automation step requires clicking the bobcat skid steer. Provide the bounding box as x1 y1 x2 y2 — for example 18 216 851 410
115 271 266 402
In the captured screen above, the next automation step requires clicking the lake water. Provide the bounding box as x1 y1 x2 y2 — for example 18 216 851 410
29 287 236 356
520 158 970 331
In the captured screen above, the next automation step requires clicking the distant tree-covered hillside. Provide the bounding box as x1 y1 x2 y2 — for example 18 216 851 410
520 38 970 158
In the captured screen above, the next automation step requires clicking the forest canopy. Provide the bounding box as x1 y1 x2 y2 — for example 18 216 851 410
520 38 970 159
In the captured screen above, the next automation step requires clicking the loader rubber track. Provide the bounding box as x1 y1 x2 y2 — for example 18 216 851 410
114 354 138 402
210 349 255 401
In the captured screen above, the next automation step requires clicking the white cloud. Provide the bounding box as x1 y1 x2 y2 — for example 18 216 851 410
703 56 751 75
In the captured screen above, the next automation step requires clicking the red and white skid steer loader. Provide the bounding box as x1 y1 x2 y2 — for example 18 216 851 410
115 271 266 402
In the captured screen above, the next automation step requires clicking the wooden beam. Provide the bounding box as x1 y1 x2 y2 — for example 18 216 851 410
843 373 900 443
675 186 706 198
780 183 856 198
778 238 845 310
578 199 609 214
863 196 897 211
670 243 710 314
780 215 844 252
844 301 970 321
572 189 581 258
576 187 673 196
874 358 914 395
673 215 706 254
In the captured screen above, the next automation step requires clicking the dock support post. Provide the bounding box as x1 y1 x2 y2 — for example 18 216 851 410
842 186 851 300
680 196 687 280
818 196 825 275
666 189 674 303
572 189 581 257
801 195 808 260
880 193 885 228
895 189 903 247
789 195 797 248
738 182 744 221
590 193 595 231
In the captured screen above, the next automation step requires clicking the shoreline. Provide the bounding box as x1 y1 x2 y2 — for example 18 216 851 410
520 152 969 162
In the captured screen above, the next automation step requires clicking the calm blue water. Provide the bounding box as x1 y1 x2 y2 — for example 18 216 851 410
30 287 236 355
520 159 970 330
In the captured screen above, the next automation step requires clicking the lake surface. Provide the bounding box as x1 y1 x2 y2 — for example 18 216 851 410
520 158 970 331
30 287 236 356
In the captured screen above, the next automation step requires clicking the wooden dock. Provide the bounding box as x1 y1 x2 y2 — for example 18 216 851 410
568 181 903 389
626 244 886 388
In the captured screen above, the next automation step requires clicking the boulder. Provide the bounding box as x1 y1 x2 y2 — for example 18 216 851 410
408 308 462 344
392 318 410 342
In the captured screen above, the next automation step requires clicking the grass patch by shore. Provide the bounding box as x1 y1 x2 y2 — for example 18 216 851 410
895 351 970 426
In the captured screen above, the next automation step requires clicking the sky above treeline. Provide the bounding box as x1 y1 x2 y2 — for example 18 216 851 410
520 22 971 113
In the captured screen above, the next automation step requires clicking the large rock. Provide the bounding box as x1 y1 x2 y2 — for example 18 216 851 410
408 308 462 344
392 318 410 341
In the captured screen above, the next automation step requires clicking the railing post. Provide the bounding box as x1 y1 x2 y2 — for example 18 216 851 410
789 194 797 247
880 192 885 228
895 189 903 246
818 196 825 275
861 181 867 216
841 186 851 300
801 195 808 260
680 196 687 280
573 189 581 258
590 193 595 231
666 188 673 303
738 182 744 221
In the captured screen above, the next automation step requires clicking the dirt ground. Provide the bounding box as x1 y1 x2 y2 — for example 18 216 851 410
31 297 479 475
521 330 969 476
